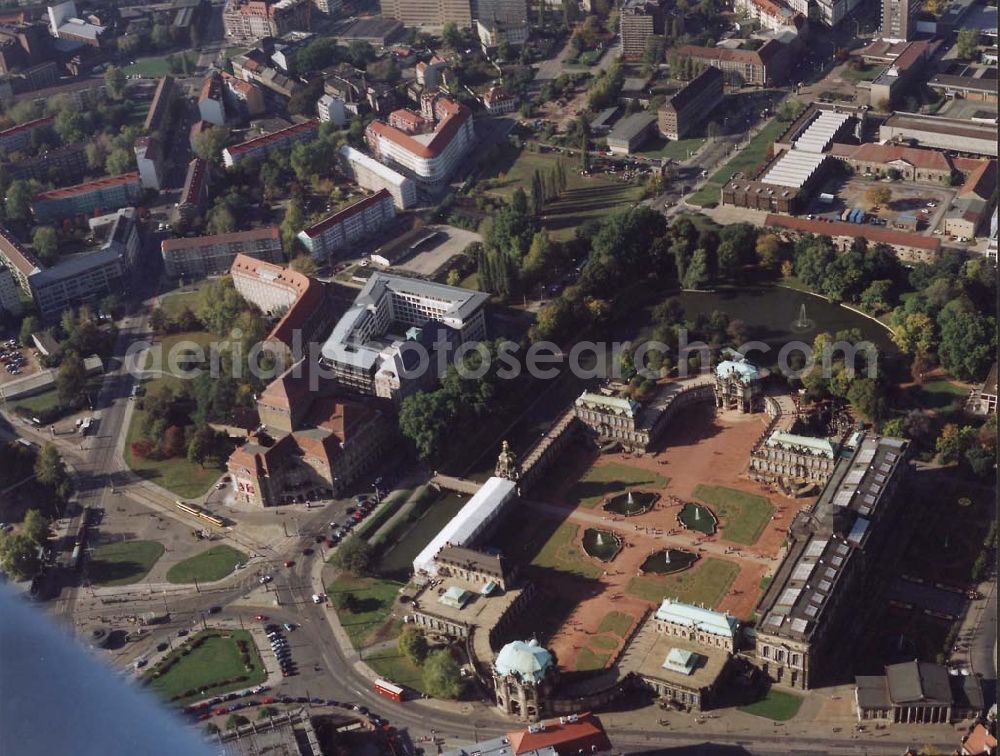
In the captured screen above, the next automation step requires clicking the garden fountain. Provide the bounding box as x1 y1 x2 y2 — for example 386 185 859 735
791 303 815 334
603 489 659 516
583 528 623 562
678 502 718 535
640 548 698 575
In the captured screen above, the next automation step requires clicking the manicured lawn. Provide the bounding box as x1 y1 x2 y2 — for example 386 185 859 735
124 52 197 78
124 376 228 499
739 688 803 721
841 63 882 83
166 545 247 584
637 136 706 161
157 283 210 320
364 650 430 695
88 540 165 586
693 485 773 546
7 387 65 416
688 119 785 207
532 522 603 579
626 557 739 608
575 647 611 671
566 462 669 510
146 331 215 379
327 574 405 649
481 145 647 241
910 379 967 412
145 630 265 705
597 610 634 638
589 635 619 650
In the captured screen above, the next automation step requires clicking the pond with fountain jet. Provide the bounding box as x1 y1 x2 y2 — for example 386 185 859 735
640 548 698 575
678 502 717 535
582 528 623 562
603 490 659 516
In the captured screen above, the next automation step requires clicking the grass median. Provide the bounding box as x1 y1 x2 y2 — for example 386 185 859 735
166 545 247 584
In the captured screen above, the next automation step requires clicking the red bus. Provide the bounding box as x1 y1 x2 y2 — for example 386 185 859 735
373 678 404 702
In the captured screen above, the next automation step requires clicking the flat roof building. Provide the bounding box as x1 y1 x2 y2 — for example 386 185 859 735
31 172 142 224
606 111 657 155
222 118 319 167
880 112 998 158
619 0 666 59
339 145 417 209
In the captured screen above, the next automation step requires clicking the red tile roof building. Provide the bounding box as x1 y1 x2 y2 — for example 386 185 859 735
222 0 311 44
507 713 612 755
675 39 789 87
161 226 283 279
222 118 319 167
297 189 396 261
31 172 141 224
0 225 41 291
226 362 393 507
766 214 942 263
364 97 473 187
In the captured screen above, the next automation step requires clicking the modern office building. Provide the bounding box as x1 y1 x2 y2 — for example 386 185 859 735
222 119 319 167
28 208 140 319
754 434 910 690
31 173 142 224
222 0 311 43
364 97 474 190
658 66 724 140
161 227 284 278
619 0 666 59
319 272 489 399
378 0 473 27
339 145 418 209
297 189 396 261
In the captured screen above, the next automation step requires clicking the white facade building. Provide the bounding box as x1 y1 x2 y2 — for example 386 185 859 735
297 189 395 261
317 94 348 126
339 145 417 209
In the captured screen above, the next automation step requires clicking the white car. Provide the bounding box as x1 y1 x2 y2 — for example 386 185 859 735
311 593 325 604
259 575 272 584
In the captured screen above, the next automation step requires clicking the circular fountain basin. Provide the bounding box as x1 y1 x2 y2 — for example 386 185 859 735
678 502 718 535
640 548 698 575
582 528 623 562
603 490 659 516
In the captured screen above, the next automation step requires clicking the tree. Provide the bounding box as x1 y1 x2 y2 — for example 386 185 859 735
151 23 172 50
521 230 552 283
422 649 463 699
755 233 782 269
936 423 977 464
937 302 996 381
225 714 249 730
56 352 87 407
5 179 33 221
333 591 357 612
105 66 127 100
105 147 134 175
54 110 86 144
203 723 220 736
187 426 216 467
22 509 50 545
257 706 279 720
442 22 462 49
281 196 304 252
289 254 317 276
397 625 429 664
846 378 885 423
35 444 69 499
682 248 710 289
964 446 993 478
330 535 374 575
399 390 452 460
31 226 58 265
891 311 936 356
864 185 891 210
19 316 39 348
956 28 979 60
206 204 236 235
192 126 231 163
0 532 42 580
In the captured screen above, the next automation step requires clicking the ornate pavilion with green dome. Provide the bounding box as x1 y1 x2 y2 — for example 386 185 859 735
492 639 559 722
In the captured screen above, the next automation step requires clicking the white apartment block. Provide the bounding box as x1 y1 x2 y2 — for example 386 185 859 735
317 94 348 126
339 145 418 209
297 190 395 261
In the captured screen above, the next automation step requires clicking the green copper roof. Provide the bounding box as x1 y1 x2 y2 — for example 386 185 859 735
576 391 640 417
766 431 838 458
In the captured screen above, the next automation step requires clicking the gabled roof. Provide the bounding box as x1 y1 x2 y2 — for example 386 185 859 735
366 99 470 159
507 712 612 755
258 361 312 412
885 660 952 705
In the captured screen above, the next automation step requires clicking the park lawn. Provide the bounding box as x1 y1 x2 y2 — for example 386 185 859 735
688 119 785 207
636 136 706 161
124 52 197 78
166 545 247 584
575 647 611 671
123 376 227 499
157 282 211 320
145 630 265 704
626 557 739 608
146 331 215 378
738 688 803 721
364 650 431 695
532 522 603 579
327 574 405 649
567 461 669 510
7 377 102 419
693 485 773 546
481 145 646 241
597 610 634 638
88 540 165 586
909 379 967 412
589 635 619 651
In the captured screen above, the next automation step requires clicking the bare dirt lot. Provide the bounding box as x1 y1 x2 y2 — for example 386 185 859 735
496 401 812 673
810 176 956 234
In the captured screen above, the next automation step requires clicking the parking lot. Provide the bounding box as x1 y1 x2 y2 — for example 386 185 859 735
808 176 956 234
0 339 41 385
396 225 481 277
